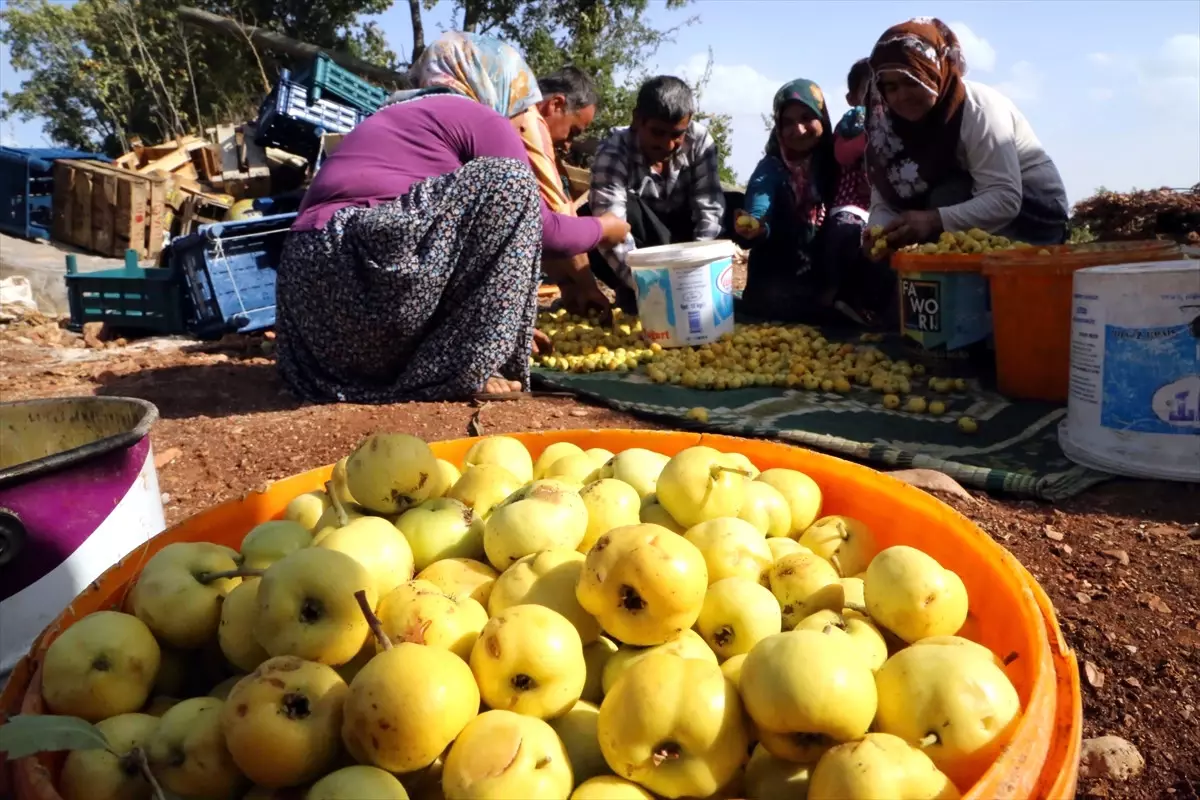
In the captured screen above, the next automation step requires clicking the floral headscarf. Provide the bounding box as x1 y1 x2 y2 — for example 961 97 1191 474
766 79 836 243
385 30 541 118
865 17 968 210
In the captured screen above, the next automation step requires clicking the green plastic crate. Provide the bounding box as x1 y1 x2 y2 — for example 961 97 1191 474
65 252 188 334
303 53 387 116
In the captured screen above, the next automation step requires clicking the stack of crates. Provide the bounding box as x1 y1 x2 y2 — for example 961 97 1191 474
0 147 111 241
296 53 388 116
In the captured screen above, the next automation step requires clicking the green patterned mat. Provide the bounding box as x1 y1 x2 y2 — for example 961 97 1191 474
531 365 1110 501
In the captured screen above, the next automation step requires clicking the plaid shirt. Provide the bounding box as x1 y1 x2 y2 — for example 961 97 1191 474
589 121 726 285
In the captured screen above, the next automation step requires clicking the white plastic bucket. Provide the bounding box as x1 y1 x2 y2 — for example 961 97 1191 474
1059 260 1200 481
627 240 736 348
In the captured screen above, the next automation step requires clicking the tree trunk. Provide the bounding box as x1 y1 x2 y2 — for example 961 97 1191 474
408 0 425 61
176 6 410 83
461 0 481 33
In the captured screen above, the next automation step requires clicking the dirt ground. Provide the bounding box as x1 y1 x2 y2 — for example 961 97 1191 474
1 309 1197 800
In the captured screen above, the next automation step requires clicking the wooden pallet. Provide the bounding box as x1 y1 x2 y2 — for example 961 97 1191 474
51 159 168 259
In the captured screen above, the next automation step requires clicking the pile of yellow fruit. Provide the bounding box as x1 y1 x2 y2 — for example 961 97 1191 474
535 309 659 374
17 434 1020 799
869 226 1051 257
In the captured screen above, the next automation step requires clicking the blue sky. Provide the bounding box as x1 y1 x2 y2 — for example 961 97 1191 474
3 0 1198 203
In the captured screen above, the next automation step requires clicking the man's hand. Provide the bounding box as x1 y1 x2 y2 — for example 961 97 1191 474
596 212 632 247
884 210 943 247
532 328 553 356
733 210 765 240
560 264 614 324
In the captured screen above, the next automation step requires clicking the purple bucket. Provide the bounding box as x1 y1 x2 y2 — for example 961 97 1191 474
0 397 164 676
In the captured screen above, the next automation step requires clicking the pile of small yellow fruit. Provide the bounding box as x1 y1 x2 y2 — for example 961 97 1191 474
22 434 1021 799
869 226 1051 257
535 308 659 374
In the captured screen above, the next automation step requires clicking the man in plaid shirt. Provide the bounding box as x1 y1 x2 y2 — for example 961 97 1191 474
588 76 727 306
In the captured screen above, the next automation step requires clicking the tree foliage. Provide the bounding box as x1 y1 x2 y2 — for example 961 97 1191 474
1 0 394 154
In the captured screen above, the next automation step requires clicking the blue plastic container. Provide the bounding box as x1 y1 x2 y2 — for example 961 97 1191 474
0 147 111 241
293 53 387 116
168 213 296 337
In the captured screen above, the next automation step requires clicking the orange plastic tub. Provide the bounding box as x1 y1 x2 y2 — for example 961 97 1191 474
890 252 992 376
0 430 1082 799
982 241 1183 402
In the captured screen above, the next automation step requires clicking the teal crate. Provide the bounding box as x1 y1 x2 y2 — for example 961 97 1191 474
65 252 188 334
300 53 387 116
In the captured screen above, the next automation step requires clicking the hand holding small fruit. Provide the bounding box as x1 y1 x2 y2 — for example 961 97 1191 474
884 210 943 247
734 210 765 240
559 265 613 323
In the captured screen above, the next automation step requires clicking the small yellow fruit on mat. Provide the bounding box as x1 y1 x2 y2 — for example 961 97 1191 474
442 710 573 800
685 518 772 588
737 480 793 537
346 433 440 514
484 480 588 569
905 396 928 414
416 557 498 607
571 775 655 800
219 577 270 673
582 636 619 703
446 464 524 519
464 435 534 483
577 523 709 646
240 520 313 570
602 629 718 695
220 655 348 788
739 630 877 760
470 603 586 719
875 645 1019 790
808 732 959 800
743 742 815 800
395 497 485 572
598 653 750 799
342 642 479 773
375 580 489 660
865 545 969 643
656 446 750 528
308 765 411 799
578 479 642 553
929 400 947 416
685 407 709 423
883 393 902 410
42 610 161 721
696 578 783 660
488 549 601 643
767 551 842 629
957 416 979 433
797 515 879 577
59 712 159 800
549 700 609 785
130 541 242 650
755 468 823 534
534 441 587 480
639 493 686 533
255 548 378 666
147 697 243 799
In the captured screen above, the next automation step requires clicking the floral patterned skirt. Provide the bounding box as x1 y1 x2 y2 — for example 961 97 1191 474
275 157 543 403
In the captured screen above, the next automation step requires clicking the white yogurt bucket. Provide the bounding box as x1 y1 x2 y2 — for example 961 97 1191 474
1059 260 1200 481
627 240 736 348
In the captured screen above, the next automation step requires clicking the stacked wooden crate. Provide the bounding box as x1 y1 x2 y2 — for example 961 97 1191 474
51 160 169 259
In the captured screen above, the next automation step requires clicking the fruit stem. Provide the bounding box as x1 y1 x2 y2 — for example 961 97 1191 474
355 589 391 651
196 567 263 583
130 747 166 800
710 465 755 479
325 480 350 527
844 601 869 616
830 553 844 578
918 733 939 749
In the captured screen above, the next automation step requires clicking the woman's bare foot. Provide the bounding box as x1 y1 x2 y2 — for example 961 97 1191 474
483 376 522 393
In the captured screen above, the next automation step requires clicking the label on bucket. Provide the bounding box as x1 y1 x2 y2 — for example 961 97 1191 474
899 272 991 360
633 256 735 347
1070 289 1200 435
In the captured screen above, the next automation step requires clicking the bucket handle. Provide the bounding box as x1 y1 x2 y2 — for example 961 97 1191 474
0 508 26 568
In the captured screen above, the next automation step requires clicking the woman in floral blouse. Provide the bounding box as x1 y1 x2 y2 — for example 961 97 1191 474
865 18 1068 250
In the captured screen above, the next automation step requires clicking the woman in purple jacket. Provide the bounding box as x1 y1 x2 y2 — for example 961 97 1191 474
279 32 629 403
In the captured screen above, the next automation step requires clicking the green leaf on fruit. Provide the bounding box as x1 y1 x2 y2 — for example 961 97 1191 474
0 714 108 758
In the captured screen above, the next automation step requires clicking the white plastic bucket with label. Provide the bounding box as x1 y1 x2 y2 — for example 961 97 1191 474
1059 260 1200 481
627 240 736 348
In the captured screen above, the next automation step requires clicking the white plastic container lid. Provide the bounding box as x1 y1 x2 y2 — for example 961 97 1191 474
626 239 736 270
1078 259 1198 276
